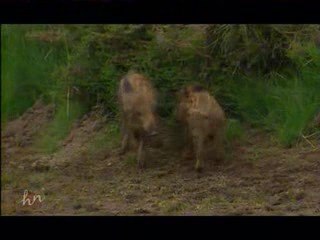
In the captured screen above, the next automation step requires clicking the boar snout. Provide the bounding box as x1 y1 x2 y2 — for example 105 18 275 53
147 130 158 137
142 114 157 137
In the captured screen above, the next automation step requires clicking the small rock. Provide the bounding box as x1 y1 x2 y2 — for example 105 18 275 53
124 193 138 203
265 204 275 211
31 160 50 172
73 203 82 210
18 165 25 170
84 203 100 212
133 208 151 214
286 204 300 212
269 196 282 206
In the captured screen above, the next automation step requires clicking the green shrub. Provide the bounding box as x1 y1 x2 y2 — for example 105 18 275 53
225 44 320 146
1 25 67 124
226 119 245 142
206 24 320 75
35 100 87 153
2 24 319 148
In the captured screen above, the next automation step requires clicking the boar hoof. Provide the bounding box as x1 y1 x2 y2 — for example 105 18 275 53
195 159 203 172
118 148 126 156
138 163 145 172
137 159 145 170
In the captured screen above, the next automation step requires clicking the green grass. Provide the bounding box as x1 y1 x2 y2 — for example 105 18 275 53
226 51 320 147
84 120 121 161
2 25 319 149
124 153 137 166
34 100 87 153
1 25 66 125
87 121 120 154
226 119 246 143
156 199 187 214
273 81 319 147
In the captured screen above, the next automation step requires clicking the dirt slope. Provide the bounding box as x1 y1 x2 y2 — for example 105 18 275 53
1 101 320 215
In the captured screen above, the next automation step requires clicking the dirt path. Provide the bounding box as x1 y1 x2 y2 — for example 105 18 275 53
1 101 320 215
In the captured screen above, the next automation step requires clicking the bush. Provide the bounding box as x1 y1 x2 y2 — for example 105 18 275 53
2 24 319 148
205 24 320 75
1 25 67 124
225 44 320 146
226 119 245 143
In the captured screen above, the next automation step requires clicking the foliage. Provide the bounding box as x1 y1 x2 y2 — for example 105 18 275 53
1 25 67 124
226 44 320 146
34 99 87 153
2 24 320 148
205 24 320 75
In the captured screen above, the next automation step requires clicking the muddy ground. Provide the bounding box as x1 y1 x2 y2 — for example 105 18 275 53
1 100 320 215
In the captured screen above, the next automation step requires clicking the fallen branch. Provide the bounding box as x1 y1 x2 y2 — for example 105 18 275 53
303 131 320 139
301 134 319 150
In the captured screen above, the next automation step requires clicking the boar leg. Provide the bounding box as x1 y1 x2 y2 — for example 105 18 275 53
120 119 130 154
137 138 145 169
120 131 129 155
194 137 204 172
183 126 193 160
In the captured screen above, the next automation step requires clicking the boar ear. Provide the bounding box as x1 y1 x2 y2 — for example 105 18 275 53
192 85 205 92
168 88 178 95
181 88 189 97
123 78 133 93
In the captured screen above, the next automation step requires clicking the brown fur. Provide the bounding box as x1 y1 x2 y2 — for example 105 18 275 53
118 71 158 169
176 85 226 172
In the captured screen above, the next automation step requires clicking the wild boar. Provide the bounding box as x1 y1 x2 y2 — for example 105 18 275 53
118 71 158 169
176 84 226 172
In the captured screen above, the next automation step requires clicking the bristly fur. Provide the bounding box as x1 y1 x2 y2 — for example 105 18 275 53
118 72 158 169
176 84 226 172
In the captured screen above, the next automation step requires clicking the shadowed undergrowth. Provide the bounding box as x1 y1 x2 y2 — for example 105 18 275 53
2 24 320 149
